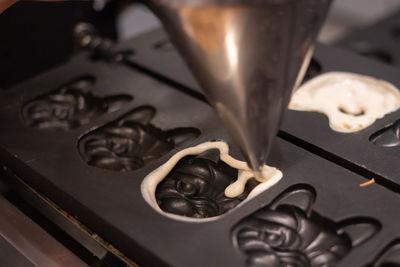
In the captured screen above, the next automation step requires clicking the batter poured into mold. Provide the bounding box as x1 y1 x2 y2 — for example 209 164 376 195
141 141 282 221
289 72 400 133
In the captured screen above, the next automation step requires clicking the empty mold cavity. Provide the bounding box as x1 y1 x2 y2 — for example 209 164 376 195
78 106 200 171
141 141 282 222
303 58 322 82
153 39 175 52
369 239 400 267
22 76 132 131
289 72 400 133
350 42 393 65
232 184 380 267
370 119 400 147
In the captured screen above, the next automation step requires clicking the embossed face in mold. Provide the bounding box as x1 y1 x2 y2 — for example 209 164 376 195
290 72 400 133
370 119 400 147
79 106 200 171
233 185 380 267
22 76 132 131
156 149 258 218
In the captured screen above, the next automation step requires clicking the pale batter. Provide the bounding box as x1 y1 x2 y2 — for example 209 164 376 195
141 141 282 222
289 72 400 133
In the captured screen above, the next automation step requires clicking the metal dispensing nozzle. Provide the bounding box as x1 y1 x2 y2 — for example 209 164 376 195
147 0 331 178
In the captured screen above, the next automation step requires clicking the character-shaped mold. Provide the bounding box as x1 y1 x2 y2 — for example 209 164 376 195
22 76 132 131
142 141 283 221
370 119 400 147
369 239 400 267
156 149 258 218
78 106 200 171
290 72 400 133
232 185 380 267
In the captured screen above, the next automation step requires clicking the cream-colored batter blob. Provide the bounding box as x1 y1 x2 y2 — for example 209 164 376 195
141 141 282 222
289 72 400 133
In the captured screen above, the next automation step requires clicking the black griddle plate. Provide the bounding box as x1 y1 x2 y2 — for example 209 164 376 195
0 53 400 266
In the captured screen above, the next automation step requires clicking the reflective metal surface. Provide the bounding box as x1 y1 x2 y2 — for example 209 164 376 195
148 0 331 178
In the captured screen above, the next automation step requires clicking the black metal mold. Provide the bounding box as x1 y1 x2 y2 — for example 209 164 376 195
78 105 200 172
21 75 133 131
1 52 400 267
336 10 400 67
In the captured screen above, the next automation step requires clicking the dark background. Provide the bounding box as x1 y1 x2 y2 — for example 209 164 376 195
0 1 123 89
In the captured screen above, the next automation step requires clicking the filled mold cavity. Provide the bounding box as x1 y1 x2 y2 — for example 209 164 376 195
153 39 175 52
141 141 283 222
78 105 200 171
289 72 400 133
232 184 380 267
369 239 400 266
370 119 400 147
21 75 132 131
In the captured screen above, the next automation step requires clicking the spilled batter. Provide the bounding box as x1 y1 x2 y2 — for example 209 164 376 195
289 72 400 133
141 141 282 221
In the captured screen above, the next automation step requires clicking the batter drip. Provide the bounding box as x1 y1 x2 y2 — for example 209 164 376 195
289 72 400 133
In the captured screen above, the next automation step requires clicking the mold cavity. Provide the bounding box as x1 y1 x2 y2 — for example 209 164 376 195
289 72 400 133
78 106 200 171
141 141 283 222
153 39 175 52
369 239 400 266
350 42 393 65
369 119 400 147
232 184 380 267
21 76 132 131
303 58 322 82
339 106 365 116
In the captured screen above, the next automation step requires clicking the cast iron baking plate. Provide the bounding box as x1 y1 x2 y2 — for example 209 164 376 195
120 28 400 187
336 10 400 67
0 54 400 267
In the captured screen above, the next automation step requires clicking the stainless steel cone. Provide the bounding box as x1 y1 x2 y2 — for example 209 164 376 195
148 0 331 177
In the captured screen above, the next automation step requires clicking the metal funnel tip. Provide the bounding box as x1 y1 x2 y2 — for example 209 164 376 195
149 0 332 173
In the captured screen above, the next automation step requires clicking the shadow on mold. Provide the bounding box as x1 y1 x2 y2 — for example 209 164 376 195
232 184 380 267
303 58 322 82
78 105 200 171
21 75 133 131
